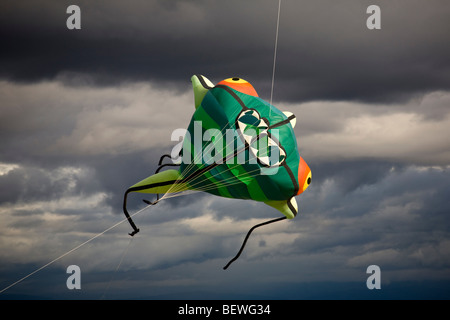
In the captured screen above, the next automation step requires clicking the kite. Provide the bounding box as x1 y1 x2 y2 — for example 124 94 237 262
123 75 311 269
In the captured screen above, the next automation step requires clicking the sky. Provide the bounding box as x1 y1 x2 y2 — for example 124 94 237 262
1 0 450 300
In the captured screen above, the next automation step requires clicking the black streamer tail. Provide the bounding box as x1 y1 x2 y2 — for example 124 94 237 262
223 216 287 270
122 153 179 236
122 189 141 236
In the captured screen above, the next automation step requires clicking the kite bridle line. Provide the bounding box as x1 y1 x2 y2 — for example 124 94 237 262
269 0 282 111
123 116 294 269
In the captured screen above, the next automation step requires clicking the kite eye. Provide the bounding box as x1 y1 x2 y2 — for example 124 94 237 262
217 77 259 97
297 157 311 195
301 171 312 193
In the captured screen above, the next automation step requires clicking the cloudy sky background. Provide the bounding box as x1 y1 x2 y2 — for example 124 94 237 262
1 0 450 299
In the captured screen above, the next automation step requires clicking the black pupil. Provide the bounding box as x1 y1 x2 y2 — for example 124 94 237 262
307 177 311 185
232 77 240 81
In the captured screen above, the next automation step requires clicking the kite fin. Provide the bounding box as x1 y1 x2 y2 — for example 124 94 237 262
264 197 298 219
127 169 191 194
191 74 214 109
223 216 287 270
224 198 298 269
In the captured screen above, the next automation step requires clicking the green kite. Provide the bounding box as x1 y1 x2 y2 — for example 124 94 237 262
123 75 311 268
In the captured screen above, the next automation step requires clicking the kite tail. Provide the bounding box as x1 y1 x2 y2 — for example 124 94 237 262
121 152 185 236
123 189 140 236
122 188 151 236
223 216 287 270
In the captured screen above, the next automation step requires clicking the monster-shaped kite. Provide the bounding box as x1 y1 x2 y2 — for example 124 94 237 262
123 75 311 269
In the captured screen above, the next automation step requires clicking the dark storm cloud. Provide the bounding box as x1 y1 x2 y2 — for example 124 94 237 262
2 0 450 103
2 1 450 300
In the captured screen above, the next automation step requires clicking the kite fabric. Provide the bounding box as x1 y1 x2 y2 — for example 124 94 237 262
122 75 311 267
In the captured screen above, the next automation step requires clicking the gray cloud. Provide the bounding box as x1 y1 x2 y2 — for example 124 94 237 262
2 0 450 103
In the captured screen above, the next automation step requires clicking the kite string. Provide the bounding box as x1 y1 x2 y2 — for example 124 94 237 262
100 236 134 299
269 0 281 110
0 203 153 295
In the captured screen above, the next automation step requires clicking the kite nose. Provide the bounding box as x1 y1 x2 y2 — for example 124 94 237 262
297 157 311 195
217 77 259 97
